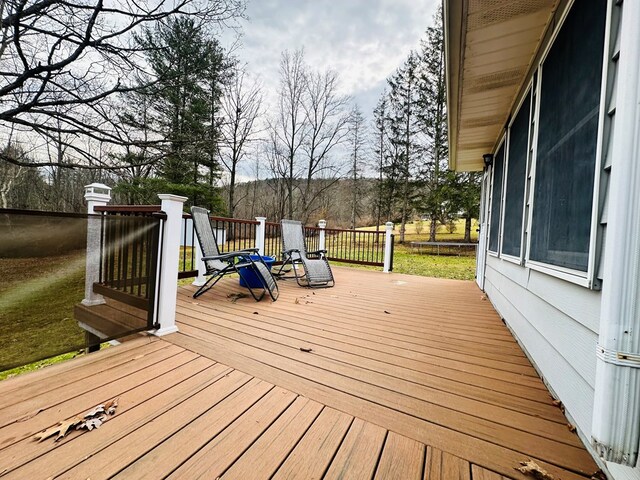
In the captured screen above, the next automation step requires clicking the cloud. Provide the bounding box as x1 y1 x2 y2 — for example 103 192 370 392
222 0 439 116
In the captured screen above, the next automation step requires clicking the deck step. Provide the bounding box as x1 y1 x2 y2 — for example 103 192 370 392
74 299 149 341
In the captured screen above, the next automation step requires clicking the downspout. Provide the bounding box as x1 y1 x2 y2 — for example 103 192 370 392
591 0 640 466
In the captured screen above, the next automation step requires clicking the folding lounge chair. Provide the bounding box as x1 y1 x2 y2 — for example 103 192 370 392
191 206 278 301
277 219 335 288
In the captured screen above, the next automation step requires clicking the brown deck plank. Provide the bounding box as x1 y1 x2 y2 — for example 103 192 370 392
471 464 512 480
162 387 297 479
176 298 564 423
0 349 199 452
170 326 593 479
0 336 163 410
374 431 425 480
425 447 471 479
178 292 538 377
0 342 183 429
272 407 353 480
2 360 233 480
221 397 324 480
58 374 266 480
0 356 218 476
173 316 582 452
324 418 387 480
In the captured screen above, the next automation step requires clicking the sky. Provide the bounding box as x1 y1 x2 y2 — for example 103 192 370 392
223 0 440 120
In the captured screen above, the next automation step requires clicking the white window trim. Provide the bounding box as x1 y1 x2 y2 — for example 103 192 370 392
500 80 534 265
522 0 611 289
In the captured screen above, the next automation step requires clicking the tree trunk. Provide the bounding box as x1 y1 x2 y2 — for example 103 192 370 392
464 216 472 242
429 217 437 242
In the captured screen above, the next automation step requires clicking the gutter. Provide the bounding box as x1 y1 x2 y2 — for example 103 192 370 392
591 0 640 466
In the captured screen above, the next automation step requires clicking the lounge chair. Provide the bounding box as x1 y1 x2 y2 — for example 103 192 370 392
190 206 278 301
277 219 335 288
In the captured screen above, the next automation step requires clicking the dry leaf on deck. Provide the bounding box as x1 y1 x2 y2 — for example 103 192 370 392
294 298 300 304
384 310 391 314
515 460 556 480
84 405 105 418
34 417 83 442
77 416 106 431
567 423 576 433
227 293 247 303
104 397 119 415
300 347 313 353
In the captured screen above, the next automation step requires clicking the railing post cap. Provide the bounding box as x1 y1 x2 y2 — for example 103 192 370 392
157 194 188 203
255 216 267 222
385 222 394 230
84 183 111 202
318 219 327 228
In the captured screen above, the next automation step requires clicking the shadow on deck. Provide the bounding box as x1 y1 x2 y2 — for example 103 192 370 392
0 267 598 479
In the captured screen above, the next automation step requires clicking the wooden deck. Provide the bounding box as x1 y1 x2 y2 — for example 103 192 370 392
0 267 599 479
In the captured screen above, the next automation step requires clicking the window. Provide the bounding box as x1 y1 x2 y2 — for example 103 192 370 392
488 142 505 253
502 91 531 258
529 0 606 272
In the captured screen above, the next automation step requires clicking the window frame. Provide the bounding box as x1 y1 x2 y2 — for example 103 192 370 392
487 134 507 257
523 0 611 289
500 81 534 265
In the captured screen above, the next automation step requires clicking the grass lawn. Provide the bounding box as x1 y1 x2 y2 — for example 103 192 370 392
350 219 478 280
0 251 87 373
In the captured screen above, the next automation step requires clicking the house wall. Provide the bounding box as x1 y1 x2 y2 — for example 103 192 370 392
479 1 640 478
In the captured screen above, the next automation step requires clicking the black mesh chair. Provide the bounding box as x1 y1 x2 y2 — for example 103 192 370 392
191 207 278 301
276 219 334 288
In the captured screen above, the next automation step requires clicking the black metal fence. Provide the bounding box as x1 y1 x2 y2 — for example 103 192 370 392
94 205 165 329
324 227 385 266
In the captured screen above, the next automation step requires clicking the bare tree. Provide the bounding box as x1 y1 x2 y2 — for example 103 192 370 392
299 68 350 222
218 66 263 217
347 104 367 229
0 0 245 169
269 49 307 218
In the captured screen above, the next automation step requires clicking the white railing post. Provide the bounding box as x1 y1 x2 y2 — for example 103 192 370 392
153 194 187 336
82 183 111 306
383 222 394 273
318 219 327 251
255 216 267 255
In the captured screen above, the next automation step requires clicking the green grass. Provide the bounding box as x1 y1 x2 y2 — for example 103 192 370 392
0 251 87 373
0 350 83 381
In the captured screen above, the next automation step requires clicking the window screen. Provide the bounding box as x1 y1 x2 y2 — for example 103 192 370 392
488 143 505 253
502 91 531 257
530 0 606 272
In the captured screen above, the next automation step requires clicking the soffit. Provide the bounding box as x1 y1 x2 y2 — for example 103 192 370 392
445 0 558 171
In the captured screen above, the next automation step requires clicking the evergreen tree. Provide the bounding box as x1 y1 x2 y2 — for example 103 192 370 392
387 51 420 243
417 6 451 241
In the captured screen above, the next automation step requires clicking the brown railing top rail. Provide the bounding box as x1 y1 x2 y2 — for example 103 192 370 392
182 213 260 225
95 205 162 213
324 227 385 234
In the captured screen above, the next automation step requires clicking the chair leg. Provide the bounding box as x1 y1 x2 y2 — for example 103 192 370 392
236 266 265 302
193 273 223 299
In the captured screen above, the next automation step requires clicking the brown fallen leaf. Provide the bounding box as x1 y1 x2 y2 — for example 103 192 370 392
567 423 576 433
515 460 556 480
384 310 391 314
104 397 119 415
34 416 83 442
481 294 487 301
294 298 300 304
590 469 607 480
300 347 313 353
253 311 259 315
226 292 247 303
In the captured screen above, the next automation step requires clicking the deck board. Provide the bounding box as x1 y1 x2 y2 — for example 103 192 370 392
0 267 598 479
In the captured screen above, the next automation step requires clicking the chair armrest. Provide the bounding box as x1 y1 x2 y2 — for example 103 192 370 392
308 249 327 256
283 248 301 255
202 248 258 262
